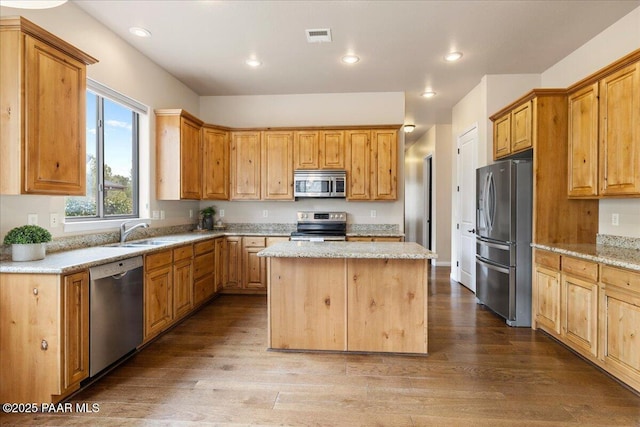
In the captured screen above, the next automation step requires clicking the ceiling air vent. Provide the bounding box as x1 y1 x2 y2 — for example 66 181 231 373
306 28 332 43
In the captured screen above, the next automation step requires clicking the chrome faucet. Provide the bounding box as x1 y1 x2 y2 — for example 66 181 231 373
120 221 149 243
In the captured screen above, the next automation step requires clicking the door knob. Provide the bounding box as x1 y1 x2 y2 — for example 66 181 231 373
467 228 476 233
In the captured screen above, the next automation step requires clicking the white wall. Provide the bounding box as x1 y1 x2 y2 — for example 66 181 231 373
405 125 452 264
199 93 406 228
541 6 640 238
0 3 201 238
449 74 540 270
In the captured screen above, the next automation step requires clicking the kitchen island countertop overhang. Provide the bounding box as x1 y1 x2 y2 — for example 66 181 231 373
257 241 437 260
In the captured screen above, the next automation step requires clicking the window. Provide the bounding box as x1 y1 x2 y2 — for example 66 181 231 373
66 81 144 221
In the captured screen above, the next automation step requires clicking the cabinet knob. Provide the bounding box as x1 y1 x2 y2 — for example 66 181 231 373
33 288 38 295
41 340 48 351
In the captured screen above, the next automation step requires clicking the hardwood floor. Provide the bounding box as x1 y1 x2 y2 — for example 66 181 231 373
2 267 639 426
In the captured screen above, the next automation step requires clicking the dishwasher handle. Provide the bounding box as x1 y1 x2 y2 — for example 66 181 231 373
111 271 129 280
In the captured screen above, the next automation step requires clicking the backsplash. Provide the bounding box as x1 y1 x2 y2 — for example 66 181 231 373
0 222 402 261
597 234 640 250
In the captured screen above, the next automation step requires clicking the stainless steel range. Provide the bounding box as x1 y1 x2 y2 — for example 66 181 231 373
290 211 347 241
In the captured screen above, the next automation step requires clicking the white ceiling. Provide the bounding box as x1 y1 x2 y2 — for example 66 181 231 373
73 0 639 146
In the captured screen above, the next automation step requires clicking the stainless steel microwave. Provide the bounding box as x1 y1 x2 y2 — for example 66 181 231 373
294 170 346 198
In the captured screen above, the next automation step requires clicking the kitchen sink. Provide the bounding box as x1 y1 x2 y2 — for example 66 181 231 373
108 239 177 248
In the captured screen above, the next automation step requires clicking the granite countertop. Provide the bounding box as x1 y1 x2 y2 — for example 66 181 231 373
257 241 436 260
0 225 407 274
531 242 640 272
0 233 227 274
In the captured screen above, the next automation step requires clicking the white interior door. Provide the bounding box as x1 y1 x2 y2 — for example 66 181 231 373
457 126 478 292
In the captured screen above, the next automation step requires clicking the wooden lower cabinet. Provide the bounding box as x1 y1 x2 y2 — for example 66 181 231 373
223 236 242 290
269 258 347 350
243 236 267 289
144 250 173 341
533 250 561 334
214 237 225 293
173 245 194 319
562 272 598 357
223 236 289 293
193 239 216 306
600 265 640 391
534 250 640 393
0 270 89 403
63 271 90 389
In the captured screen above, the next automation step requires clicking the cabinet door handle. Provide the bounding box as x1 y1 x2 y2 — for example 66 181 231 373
41 340 48 351
33 288 38 295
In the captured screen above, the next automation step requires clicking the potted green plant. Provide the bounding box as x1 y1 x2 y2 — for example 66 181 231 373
3 225 52 262
200 206 216 230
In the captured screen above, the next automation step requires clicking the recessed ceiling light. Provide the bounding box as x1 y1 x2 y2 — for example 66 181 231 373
421 91 436 98
1 0 67 9
444 51 463 62
129 27 151 38
341 54 360 64
403 124 416 133
245 59 262 67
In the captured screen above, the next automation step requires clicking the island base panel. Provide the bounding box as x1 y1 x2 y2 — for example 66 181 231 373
268 258 347 351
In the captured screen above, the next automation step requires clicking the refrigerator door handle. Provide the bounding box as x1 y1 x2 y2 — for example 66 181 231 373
487 171 496 230
476 239 510 251
476 256 510 274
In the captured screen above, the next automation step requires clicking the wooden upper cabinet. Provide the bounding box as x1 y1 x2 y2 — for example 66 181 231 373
319 130 345 169
346 130 371 200
491 100 532 160
599 61 640 196
371 129 397 200
230 131 261 200
493 114 512 159
202 126 229 200
155 109 204 200
511 101 532 152
262 131 294 200
0 17 97 195
294 130 320 169
567 50 640 198
568 83 599 197
294 130 345 170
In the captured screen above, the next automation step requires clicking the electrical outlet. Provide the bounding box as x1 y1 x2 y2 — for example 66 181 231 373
189 209 193 218
160 210 165 220
27 214 38 225
219 209 225 218
49 213 59 228
152 210 160 220
263 210 268 218
611 213 619 226
370 210 377 218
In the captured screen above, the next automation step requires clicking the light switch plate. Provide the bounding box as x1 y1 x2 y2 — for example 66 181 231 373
28 214 38 225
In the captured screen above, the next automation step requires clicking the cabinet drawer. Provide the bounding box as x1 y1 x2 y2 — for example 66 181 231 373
145 250 172 271
601 265 640 293
535 250 560 270
194 239 215 255
173 245 194 261
244 237 266 247
193 253 214 279
562 256 598 281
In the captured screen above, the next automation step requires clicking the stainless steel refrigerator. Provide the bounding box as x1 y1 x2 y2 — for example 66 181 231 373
476 159 532 327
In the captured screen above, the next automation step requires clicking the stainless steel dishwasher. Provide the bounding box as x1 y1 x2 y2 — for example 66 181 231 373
89 256 144 377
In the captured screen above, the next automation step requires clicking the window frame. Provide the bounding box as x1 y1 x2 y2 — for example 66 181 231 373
65 79 147 223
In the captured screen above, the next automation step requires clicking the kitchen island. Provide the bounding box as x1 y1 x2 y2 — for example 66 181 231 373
258 241 437 354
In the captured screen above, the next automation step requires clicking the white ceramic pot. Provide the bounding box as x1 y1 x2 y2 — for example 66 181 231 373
11 243 46 262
